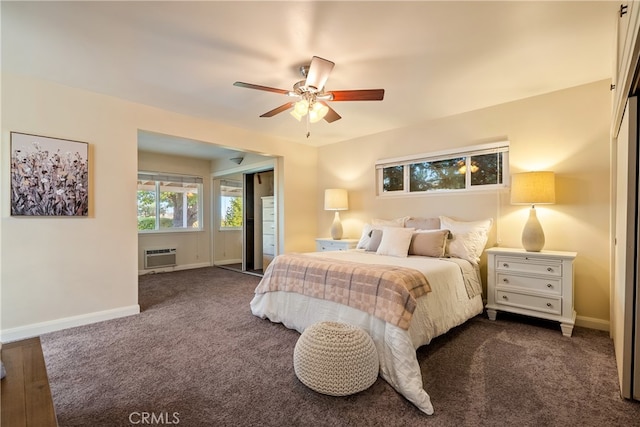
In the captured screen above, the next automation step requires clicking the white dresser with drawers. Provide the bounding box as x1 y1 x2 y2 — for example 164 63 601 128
485 247 577 337
262 196 275 270
315 238 358 252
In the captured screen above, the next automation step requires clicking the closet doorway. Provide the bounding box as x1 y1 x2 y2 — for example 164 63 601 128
243 170 274 275
215 168 274 276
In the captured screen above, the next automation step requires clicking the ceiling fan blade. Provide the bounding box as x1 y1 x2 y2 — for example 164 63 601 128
305 56 335 90
321 103 341 123
233 81 289 95
329 89 385 101
260 102 295 117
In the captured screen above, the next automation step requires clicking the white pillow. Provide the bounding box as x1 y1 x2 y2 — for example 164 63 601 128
365 229 384 252
356 223 374 249
439 216 493 264
376 227 415 258
357 217 409 249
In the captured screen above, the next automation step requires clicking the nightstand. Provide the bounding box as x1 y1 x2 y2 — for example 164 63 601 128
315 238 358 252
485 247 577 337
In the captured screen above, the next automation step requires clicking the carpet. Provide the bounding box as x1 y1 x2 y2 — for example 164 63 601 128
40 267 640 426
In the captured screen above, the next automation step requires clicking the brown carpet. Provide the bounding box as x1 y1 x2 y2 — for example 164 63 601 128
41 267 640 426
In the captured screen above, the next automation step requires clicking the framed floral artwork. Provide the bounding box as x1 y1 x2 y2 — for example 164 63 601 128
10 132 89 216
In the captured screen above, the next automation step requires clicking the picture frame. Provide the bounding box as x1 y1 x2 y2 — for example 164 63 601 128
10 132 89 216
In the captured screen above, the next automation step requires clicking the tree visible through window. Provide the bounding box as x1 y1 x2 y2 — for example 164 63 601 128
382 166 404 192
470 152 503 187
376 142 509 195
410 157 465 192
137 173 203 232
220 180 243 230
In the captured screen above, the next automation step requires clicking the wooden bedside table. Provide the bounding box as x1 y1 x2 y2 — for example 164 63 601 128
315 238 358 252
485 247 577 337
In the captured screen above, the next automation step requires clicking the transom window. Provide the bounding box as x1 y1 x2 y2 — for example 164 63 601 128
137 172 203 232
376 142 509 196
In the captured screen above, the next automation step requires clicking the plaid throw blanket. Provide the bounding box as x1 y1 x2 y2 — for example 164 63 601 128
255 253 432 330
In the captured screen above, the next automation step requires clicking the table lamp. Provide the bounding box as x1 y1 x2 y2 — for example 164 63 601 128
510 171 555 252
324 189 348 240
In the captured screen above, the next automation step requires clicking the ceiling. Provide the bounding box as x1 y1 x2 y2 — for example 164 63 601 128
2 1 619 155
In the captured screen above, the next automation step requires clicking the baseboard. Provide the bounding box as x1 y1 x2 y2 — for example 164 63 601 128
575 315 609 332
138 262 211 276
0 305 140 343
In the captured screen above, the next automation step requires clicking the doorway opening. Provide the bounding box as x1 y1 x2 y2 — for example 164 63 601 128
214 168 275 277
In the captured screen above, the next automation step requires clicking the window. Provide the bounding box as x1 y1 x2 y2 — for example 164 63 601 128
137 172 203 232
376 142 509 196
220 179 243 230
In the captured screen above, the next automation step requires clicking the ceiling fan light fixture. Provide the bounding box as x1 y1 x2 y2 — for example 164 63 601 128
293 99 309 115
233 56 384 136
290 109 304 121
309 102 329 123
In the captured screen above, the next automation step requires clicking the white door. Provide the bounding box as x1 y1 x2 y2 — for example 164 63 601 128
613 97 638 399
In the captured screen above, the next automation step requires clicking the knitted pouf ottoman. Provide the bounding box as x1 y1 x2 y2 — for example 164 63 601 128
293 321 379 396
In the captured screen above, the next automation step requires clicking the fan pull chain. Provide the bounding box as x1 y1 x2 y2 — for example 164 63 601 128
306 110 311 138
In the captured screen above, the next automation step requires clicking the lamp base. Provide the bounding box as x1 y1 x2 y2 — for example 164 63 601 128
522 206 545 252
330 211 343 240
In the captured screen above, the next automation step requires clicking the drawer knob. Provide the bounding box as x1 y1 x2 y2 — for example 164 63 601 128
546 303 552 307
503 263 509 268
547 283 553 288
503 278 509 283
547 267 553 272
502 295 508 300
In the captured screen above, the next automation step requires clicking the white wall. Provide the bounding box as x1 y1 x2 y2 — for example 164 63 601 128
1 74 140 340
318 80 612 329
1 73 318 341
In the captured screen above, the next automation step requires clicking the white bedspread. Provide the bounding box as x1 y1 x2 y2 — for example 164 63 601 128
250 250 484 415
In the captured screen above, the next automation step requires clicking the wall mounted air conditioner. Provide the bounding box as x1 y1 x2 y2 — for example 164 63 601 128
144 248 177 269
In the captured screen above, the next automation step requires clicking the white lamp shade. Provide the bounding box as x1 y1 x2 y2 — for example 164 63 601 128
324 188 348 211
511 171 555 205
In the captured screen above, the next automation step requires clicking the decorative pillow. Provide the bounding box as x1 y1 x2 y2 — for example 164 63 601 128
356 223 374 249
357 218 408 249
408 229 450 258
439 216 493 264
405 217 440 230
365 229 384 252
371 217 408 228
376 227 415 258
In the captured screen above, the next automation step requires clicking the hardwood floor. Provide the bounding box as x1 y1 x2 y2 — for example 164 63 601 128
1 337 57 427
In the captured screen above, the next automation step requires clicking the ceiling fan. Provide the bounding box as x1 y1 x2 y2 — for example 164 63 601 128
233 56 384 136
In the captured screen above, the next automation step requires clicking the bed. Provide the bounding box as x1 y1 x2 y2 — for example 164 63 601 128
249 216 492 415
